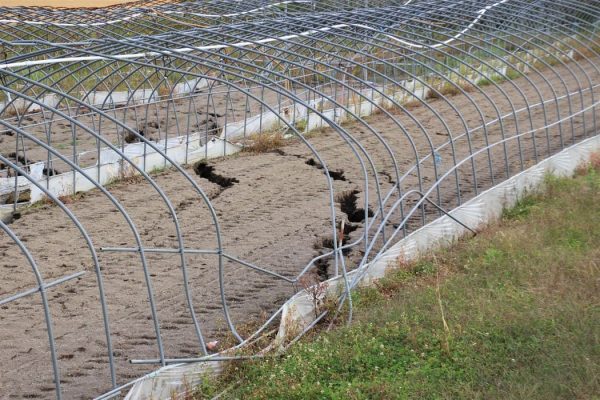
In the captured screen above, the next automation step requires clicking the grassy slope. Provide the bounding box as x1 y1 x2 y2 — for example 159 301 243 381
196 167 600 399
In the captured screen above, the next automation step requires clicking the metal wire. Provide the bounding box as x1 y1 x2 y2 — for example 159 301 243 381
0 0 598 398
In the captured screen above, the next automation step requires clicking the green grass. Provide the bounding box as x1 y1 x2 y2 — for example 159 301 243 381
194 167 600 399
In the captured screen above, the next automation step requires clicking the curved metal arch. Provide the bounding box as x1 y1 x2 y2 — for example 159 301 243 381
0 83 215 363
22 34 409 258
69 34 393 308
240 15 529 192
122 27 434 230
36 0 584 203
1 3 596 260
0 219 64 398
337 0 599 161
429 0 592 148
501 0 600 137
0 155 118 391
105 0 600 340
342 5 559 172
245 11 523 197
192 21 472 205
0 1 598 398
380 0 600 169
362 1 585 168
342 99 600 324
0 47 368 344
0 0 318 43
1 0 596 290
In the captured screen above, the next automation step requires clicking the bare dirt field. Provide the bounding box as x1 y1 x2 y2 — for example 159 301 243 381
0 57 598 399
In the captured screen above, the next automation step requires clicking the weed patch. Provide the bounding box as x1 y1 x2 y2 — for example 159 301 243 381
243 132 285 153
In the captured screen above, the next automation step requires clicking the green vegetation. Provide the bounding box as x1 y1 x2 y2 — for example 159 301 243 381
194 162 600 399
476 77 493 87
294 119 307 132
505 67 523 80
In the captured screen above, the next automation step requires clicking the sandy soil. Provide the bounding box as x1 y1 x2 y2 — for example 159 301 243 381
0 57 598 399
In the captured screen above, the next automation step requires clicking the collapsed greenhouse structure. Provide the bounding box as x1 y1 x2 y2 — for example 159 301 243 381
0 0 599 398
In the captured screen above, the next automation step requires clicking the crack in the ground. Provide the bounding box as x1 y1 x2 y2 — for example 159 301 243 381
380 170 396 185
305 158 346 181
336 189 374 223
193 160 239 189
193 160 239 200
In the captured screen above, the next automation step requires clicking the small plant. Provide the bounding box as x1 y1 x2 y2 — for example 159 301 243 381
482 246 504 265
457 80 477 93
54 143 70 150
3 104 27 118
425 88 440 101
503 195 538 220
434 258 451 356
148 165 167 175
303 126 329 139
57 191 87 204
298 272 329 319
477 77 493 87
505 68 523 80
411 259 438 276
426 82 461 100
242 131 285 153
584 167 599 193
402 99 423 110
294 119 307 132
438 82 461 96
589 151 600 171
574 151 600 176
104 173 145 188
490 74 505 84
157 84 172 98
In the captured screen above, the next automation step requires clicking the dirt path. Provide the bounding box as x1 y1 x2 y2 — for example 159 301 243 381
0 57 598 399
